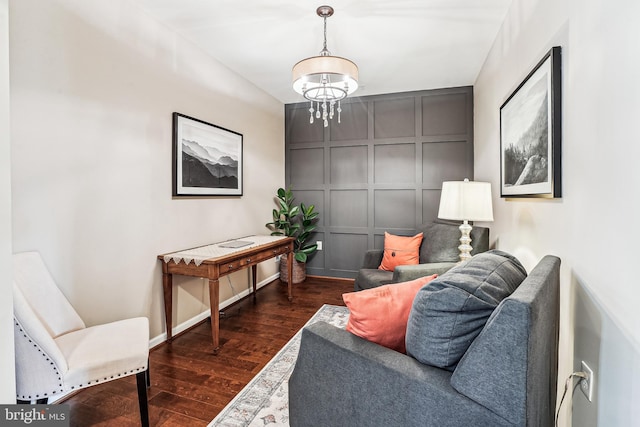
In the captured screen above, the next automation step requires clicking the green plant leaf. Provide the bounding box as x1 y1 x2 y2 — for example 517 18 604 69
305 204 316 216
297 229 315 242
299 228 317 239
301 220 317 229
295 252 308 263
289 223 301 233
300 244 317 254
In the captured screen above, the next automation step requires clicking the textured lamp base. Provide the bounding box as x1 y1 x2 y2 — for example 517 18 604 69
458 220 473 262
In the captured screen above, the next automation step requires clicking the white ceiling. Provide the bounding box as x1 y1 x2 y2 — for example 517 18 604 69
135 0 513 104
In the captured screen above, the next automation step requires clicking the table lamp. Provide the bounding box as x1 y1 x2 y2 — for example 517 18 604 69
438 178 494 262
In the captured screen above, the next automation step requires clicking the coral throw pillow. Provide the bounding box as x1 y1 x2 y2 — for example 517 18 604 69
343 274 437 353
378 232 424 271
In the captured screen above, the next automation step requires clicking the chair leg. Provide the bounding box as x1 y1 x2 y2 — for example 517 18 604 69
16 398 48 404
146 359 150 388
136 370 150 427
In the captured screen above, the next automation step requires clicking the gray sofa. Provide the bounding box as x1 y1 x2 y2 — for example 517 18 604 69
289 252 560 427
353 220 489 291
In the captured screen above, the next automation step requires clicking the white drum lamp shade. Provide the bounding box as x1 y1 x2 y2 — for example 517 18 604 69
292 56 359 101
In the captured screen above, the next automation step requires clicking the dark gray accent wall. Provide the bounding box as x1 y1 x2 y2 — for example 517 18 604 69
285 86 474 279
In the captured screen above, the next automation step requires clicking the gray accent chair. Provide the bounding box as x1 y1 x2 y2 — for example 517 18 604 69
353 220 490 291
289 254 560 427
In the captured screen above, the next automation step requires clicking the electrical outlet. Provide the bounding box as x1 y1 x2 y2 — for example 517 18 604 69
274 255 281 262
316 240 323 250
580 361 594 402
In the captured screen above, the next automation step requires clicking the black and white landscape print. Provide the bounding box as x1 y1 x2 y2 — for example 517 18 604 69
500 47 561 198
172 113 243 196
502 77 549 187
181 138 238 189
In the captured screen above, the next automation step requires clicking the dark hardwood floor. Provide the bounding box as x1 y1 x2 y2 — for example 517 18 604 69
62 276 354 426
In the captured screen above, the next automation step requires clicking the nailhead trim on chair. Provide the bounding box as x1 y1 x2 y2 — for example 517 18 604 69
14 319 65 400
14 318 148 400
67 366 147 391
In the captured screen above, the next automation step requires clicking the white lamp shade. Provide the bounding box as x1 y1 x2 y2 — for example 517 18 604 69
438 180 494 222
292 55 359 100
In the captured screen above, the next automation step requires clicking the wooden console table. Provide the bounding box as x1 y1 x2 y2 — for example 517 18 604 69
157 235 294 353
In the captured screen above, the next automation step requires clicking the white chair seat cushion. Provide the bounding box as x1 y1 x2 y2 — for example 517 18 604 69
55 317 149 389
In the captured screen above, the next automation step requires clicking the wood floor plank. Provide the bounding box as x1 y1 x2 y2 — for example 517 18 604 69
61 276 353 426
148 391 219 422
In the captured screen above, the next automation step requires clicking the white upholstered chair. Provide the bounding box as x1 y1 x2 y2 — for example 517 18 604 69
12 251 150 427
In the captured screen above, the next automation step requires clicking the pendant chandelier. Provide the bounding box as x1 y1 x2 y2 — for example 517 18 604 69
292 5 359 127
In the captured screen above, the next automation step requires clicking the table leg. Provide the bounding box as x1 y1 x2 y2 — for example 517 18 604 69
208 277 220 354
251 264 258 303
287 251 293 301
162 272 173 342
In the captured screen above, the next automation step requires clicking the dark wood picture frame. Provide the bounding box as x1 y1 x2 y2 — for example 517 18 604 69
500 46 562 198
172 112 243 197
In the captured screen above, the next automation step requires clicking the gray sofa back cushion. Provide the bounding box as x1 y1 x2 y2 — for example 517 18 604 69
450 255 561 425
405 250 527 370
419 221 490 263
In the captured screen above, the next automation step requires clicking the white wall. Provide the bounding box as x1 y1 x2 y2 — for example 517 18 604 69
9 0 284 341
474 0 640 425
0 0 16 404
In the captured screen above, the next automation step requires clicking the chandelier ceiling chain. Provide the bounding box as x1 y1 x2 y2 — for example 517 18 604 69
292 5 359 128
321 10 328 54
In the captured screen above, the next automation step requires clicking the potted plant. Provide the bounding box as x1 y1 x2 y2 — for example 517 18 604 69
266 187 319 283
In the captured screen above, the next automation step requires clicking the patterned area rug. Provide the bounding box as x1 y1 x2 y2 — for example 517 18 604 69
208 304 350 427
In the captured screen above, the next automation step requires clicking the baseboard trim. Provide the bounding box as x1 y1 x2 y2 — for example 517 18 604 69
306 274 355 284
148 272 279 348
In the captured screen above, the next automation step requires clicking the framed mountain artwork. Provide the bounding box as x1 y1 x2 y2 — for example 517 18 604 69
500 46 562 198
172 113 243 197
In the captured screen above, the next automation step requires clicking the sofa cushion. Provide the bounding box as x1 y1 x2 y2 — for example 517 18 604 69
354 269 394 291
405 250 527 370
418 222 462 263
419 221 490 263
378 232 423 271
343 274 437 353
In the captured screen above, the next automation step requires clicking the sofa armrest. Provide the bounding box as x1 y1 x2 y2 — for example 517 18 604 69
361 249 384 269
392 262 456 282
289 322 511 427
